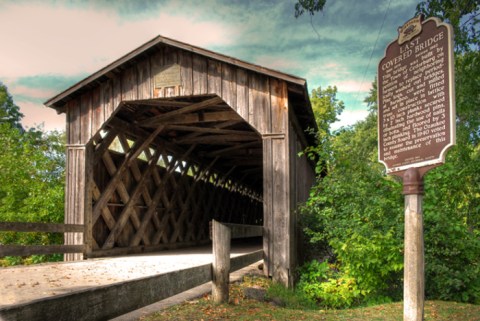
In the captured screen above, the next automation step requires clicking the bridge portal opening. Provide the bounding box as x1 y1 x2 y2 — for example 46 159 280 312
89 94 263 257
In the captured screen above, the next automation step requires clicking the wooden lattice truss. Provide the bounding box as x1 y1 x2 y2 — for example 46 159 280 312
89 95 263 255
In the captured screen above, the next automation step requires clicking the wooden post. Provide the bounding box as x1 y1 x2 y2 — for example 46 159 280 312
212 220 231 304
403 168 425 321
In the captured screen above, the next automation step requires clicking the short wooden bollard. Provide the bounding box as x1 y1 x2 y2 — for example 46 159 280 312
212 220 231 304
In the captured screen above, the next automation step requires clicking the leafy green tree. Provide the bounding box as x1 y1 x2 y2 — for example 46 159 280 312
0 85 65 265
416 0 480 53
303 86 344 175
299 84 404 307
0 82 23 130
299 0 480 306
417 0 480 303
294 0 327 18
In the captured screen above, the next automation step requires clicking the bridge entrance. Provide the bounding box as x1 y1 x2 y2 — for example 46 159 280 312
46 35 317 286
88 94 263 258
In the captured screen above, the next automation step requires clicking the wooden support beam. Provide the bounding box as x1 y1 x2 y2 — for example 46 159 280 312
167 125 258 137
140 96 224 127
0 222 84 233
169 157 219 243
101 150 161 249
212 220 231 304
130 145 196 246
93 129 118 163
207 141 260 157
91 125 165 229
0 245 84 257
147 145 197 245
151 111 242 125
174 135 258 145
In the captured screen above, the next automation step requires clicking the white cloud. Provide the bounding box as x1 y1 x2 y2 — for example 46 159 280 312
9 85 57 100
17 100 65 131
335 80 371 94
332 109 369 130
0 3 234 79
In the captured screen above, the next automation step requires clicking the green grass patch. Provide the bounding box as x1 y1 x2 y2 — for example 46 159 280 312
140 275 480 321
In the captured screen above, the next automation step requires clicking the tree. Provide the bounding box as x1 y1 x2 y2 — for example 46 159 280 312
298 0 480 305
294 0 327 18
416 0 480 53
303 86 344 175
299 84 404 307
0 85 65 266
0 82 23 130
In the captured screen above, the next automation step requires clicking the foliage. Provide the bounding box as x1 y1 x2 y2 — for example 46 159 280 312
297 260 362 308
267 280 318 310
302 86 345 175
0 82 23 130
142 273 480 321
299 108 404 307
0 85 65 266
417 0 480 304
297 0 480 307
416 0 480 53
294 0 327 18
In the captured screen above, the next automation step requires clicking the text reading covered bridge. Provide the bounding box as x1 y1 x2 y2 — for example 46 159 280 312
45 35 317 287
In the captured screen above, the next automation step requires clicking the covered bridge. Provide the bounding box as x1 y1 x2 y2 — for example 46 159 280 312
45 35 317 286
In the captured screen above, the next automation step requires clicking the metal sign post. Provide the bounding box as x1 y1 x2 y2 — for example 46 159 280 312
377 16 455 321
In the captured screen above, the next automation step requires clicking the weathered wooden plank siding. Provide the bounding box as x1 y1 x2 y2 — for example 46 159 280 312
207 59 222 95
221 63 237 110
248 73 271 134
179 50 193 96
235 68 249 121
192 54 208 95
65 147 86 261
137 57 151 100
262 138 273 276
66 45 290 146
288 115 316 271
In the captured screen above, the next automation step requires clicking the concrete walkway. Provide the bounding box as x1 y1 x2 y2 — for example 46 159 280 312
0 242 261 309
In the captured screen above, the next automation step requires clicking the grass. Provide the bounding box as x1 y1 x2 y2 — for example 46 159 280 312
140 275 480 321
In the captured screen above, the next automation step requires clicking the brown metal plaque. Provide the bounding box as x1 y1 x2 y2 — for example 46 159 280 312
378 17 455 174
154 63 181 88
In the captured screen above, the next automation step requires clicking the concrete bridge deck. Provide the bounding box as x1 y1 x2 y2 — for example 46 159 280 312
0 241 262 320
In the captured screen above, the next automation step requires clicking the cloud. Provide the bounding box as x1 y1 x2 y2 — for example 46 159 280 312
0 2 235 79
16 100 65 131
0 0 419 133
332 109 370 130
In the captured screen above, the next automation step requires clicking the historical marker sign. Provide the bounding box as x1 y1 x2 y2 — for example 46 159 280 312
378 16 455 174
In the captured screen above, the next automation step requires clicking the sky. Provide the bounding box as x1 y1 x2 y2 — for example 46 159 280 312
0 0 419 132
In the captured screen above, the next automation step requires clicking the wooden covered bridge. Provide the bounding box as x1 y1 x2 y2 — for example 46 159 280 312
45 35 317 287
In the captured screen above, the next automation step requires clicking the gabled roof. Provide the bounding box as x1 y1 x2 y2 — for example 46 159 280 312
44 35 317 143
45 35 306 108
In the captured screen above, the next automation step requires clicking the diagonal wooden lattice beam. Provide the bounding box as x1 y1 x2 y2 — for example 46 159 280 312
130 145 196 246
99 150 150 247
91 182 116 230
140 96 224 127
93 128 118 164
91 125 165 230
101 150 162 249
169 157 219 243
152 159 193 245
